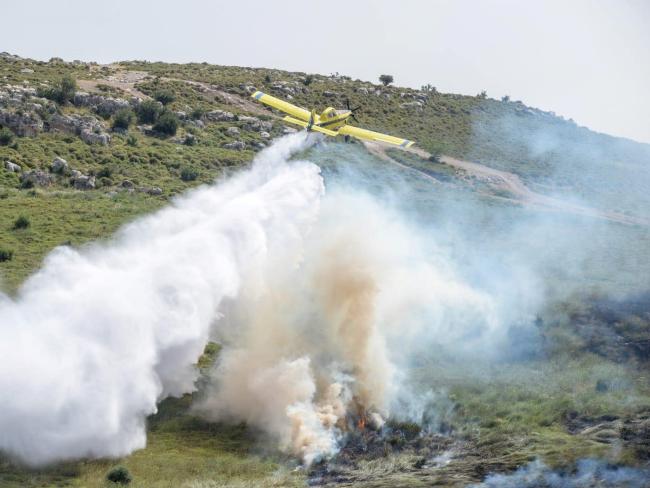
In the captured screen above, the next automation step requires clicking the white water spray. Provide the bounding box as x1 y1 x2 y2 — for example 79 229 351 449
0 133 323 465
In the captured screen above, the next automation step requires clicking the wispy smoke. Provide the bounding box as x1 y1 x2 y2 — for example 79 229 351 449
468 459 650 488
0 133 323 465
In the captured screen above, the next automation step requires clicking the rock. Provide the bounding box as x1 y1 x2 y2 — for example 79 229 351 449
226 126 240 136
251 142 266 150
73 92 130 116
147 186 163 196
0 109 43 136
49 113 110 145
20 170 54 187
173 111 187 120
20 68 34 74
71 174 95 190
204 109 235 122
356 87 369 95
80 129 110 145
50 156 68 174
70 169 82 178
323 91 337 97
222 141 246 150
400 101 423 110
283 126 297 134
259 131 270 139
121 180 134 189
4 161 21 172
238 116 272 132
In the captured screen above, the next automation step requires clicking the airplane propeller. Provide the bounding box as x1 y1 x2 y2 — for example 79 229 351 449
345 99 362 124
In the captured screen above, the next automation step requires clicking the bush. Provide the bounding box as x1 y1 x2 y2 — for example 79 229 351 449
126 134 138 146
478 90 487 99
0 127 14 146
180 167 198 182
38 75 77 104
379 74 394 86
153 111 179 136
111 108 134 130
303 74 314 86
0 249 13 262
154 90 175 105
264 74 272 83
106 466 132 485
190 107 205 120
136 100 162 124
13 215 30 230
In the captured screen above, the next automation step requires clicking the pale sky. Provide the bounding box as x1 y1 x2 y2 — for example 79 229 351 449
2 0 649 143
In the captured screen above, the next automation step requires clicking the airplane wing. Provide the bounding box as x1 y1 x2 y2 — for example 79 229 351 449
283 116 338 137
338 125 414 148
251 91 312 122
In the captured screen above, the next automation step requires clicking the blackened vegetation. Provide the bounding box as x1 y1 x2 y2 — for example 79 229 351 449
550 292 650 363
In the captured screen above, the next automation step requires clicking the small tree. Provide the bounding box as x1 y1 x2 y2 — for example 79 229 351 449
136 100 162 124
59 75 77 103
180 167 198 182
39 75 77 104
0 249 13 262
13 215 30 230
111 108 134 130
501 95 510 102
478 90 487 99
106 466 132 485
154 90 175 105
0 127 14 146
153 110 179 136
303 74 314 86
379 74 394 86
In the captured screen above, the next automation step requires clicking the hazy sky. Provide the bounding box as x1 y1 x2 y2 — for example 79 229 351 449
3 0 649 143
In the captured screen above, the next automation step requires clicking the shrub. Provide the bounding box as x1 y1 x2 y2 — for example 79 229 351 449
180 167 198 182
501 95 510 102
0 127 14 146
126 134 138 146
106 466 132 485
190 107 205 120
478 90 487 99
153 111 179 136
111 108 134 130
154 90 175 105
13 215 30 230
38 75 77 104
0 249 13 262
136 100 162 124
303 74 314 86
379 74 394 86
264 74 272 83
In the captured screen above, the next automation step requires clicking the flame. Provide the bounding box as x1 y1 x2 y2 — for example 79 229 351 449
357 416 366 430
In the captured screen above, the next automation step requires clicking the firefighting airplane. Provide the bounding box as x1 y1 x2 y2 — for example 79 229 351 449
251 91 415 148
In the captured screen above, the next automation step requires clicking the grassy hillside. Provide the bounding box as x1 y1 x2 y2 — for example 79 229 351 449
1 54 649 487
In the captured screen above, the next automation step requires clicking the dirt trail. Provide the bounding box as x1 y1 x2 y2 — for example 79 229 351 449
365 142 648 227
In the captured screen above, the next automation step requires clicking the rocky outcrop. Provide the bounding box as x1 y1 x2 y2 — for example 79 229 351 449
50 156 68 174
73 92 130 116
20 170 54 187
222 141 246 150
238 116 272 132
226 126 240 136
4 161 21 172
71 174 96 190
48 114 110 145
0 110 43 136
204 110 236 122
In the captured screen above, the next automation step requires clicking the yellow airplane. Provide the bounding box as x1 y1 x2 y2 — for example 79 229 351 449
251 91 415 148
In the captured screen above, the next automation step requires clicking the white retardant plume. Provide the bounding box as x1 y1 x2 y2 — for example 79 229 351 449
0 133 324 465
